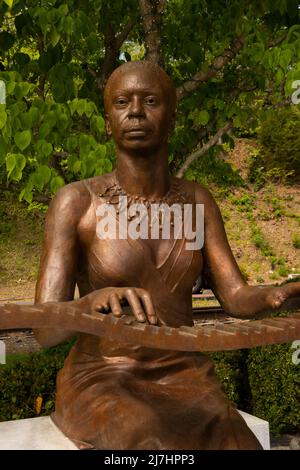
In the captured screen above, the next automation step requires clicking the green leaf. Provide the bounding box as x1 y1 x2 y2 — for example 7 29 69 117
73 160 81 173
3 0 14 8
14 82 33 100
84 101 96 118
19 181 33 203
0 109 7 129
197 110 210 126
14 130 32 151
50 176 65 194
38 45 63 73
68 98 78 116
79 134 92 156
50 27 61 47
11 115 21 132
49 64 75 102
80 161 87 178
189 110 210 126
5 153 16 176
28 107 40 125
47 9 61 25
279 48 293 70
43 110 57 128
6 81 15 96
19 112 33 129
34 7 49 35
0 32 15 51
91 115 105 135
2 119 11 141
6 153 26 181
39 123 51 139
0 137 8 161
65 135 78 152
77 99 87 116
93 145 107 159
32 166 51 190
58 4 69 16
86 32 101 52
56 113 70 131
36 139 53 159
61 16 74 36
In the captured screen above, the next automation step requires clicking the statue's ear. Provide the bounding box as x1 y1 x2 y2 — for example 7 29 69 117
105 115 112 137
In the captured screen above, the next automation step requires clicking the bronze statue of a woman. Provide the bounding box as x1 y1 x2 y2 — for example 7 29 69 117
33 61 300 450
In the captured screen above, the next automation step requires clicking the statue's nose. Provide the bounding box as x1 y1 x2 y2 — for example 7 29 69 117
128 96 145 117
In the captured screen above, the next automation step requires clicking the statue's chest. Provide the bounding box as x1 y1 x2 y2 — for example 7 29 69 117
76 199 202 290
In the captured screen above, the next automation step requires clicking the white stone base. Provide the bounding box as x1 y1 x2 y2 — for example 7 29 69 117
0 412 270 450
238 410 270 450
0 416 77 450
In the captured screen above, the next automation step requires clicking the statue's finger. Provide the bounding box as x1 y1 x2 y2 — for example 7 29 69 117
93 301 109 313
140 292 157 325
125 289 146 323
109 293 123 317
283 282 300 298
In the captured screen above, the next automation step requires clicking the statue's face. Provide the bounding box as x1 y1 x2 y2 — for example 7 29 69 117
105 67 175 152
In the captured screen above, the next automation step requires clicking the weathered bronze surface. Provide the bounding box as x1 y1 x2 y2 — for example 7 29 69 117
1 61 299 450
1 302 300 351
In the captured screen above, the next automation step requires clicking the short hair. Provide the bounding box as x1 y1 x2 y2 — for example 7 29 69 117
103 60 177 113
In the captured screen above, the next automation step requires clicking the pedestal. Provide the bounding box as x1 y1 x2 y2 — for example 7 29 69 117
0 411 270 450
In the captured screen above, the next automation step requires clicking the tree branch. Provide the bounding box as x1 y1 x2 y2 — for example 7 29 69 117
115 18 135 50
268 31 288 48
176 122 233 178
37 34 46 100
90 14 135 93
138 0 165 66
176 35 245 101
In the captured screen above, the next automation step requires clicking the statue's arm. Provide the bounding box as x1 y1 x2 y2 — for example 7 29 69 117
34 182 89 347
196 186 300 318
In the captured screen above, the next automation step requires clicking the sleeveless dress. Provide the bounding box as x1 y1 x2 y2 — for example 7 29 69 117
52 176 262 450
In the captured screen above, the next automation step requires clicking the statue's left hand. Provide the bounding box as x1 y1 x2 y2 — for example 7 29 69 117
264 281 300 310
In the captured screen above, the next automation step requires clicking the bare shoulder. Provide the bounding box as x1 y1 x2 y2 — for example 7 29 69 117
48 172 115 221
82 171 115 196
176 178 217 206
49 180 89 217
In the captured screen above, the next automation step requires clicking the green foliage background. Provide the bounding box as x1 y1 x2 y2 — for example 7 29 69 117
0 0 300 201
249 107 300 185
0 0 300 437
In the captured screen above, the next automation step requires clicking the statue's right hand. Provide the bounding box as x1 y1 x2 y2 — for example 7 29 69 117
80 287 158 325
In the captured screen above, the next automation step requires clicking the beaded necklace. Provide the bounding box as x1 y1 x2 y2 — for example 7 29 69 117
97 174 193 233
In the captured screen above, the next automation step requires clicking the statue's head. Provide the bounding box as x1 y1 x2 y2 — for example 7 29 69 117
104 61 177 152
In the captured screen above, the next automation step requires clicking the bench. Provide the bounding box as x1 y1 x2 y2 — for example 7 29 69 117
0 411 270 450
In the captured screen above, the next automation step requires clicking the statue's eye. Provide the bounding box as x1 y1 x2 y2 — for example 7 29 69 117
115 98 128 106
145 96 157 105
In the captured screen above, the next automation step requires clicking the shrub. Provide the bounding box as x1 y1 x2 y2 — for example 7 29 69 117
1 341 300 436
250 224 274 257
185 150 244 190
247 343 300 434
0 342 73 421
0 344 245 422
248 107 300 185
209 350 249 407
292 234 300 249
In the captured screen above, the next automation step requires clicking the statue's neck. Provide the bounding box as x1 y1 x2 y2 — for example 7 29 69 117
115 147 171 198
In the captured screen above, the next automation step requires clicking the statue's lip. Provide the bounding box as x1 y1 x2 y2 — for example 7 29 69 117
124 126 149 132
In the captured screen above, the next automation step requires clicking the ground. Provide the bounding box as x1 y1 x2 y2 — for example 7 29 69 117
0 138 299 302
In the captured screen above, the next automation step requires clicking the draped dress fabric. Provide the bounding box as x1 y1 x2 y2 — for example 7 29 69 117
52 176 262 450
